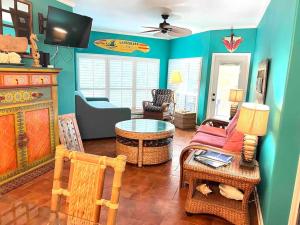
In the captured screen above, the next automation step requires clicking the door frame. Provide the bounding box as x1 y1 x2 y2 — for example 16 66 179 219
288 155 300 225
206 53 251 119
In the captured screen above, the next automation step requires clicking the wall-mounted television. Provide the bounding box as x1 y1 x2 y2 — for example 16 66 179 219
45 6 92 48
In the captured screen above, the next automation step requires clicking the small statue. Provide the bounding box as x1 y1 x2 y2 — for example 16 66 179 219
30 33 41 67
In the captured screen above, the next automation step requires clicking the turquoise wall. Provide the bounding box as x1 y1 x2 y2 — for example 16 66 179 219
169 29 257 122
25 0 75 115
76 31 170 88
248 0 300 224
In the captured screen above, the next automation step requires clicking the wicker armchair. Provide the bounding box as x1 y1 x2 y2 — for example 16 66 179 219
143 89 175 122
50 145 126 225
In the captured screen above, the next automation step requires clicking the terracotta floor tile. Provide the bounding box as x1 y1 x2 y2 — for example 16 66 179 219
1 128 258 225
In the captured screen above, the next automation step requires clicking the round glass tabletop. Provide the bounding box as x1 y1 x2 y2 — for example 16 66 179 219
115 119 175 133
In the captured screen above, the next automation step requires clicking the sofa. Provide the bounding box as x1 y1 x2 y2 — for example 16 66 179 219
179 111 244 187
191 111 244 152
75 91 131 140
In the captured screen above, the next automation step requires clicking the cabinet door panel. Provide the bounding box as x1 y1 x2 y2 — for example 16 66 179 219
25 108 51 163
0 114 17 174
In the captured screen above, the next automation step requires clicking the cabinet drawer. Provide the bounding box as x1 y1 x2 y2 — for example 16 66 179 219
31 75 51 85
3 75 29 86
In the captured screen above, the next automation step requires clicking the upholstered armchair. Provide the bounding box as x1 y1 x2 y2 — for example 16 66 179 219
143 89 175 122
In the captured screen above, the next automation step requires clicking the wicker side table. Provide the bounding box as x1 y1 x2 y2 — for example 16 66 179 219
183 151 260 225
174 111 196 129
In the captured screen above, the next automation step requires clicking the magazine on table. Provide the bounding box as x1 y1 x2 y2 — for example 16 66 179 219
193 149 233 168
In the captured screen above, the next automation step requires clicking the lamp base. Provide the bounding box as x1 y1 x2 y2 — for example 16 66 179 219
239 135 258 170
230 103 238 120
239 159 258 169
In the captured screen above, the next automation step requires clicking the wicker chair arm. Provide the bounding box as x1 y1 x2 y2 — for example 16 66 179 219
201 119 229 129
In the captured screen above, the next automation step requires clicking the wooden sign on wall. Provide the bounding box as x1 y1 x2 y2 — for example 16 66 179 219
94 39 150 53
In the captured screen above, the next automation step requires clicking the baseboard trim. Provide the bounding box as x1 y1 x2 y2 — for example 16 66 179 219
254 187 264 225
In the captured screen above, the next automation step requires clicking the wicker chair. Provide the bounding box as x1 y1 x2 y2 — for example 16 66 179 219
143 89 175 122
58 113 84 152
50 145 127 225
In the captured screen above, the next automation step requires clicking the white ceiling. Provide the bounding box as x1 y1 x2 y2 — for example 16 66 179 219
59 0 270 38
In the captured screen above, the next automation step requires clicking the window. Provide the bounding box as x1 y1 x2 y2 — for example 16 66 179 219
77 54 159 111
167 58 202 112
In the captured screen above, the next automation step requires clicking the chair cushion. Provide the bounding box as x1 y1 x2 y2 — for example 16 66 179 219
223 129 244 153
191 132 226 148
196 125 227 137
144 104 163 112
225 110 240 136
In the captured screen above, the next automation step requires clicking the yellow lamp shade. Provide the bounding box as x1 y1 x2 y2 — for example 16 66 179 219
229 89 244 102
236 103 270 136
170 71 183 84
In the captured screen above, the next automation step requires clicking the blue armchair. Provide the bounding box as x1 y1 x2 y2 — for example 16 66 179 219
75 91 131 139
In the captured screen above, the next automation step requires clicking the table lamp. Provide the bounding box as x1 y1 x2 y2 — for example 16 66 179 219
236 103 270 169
170 71 184 111
170 71 183 85
229 89 244 119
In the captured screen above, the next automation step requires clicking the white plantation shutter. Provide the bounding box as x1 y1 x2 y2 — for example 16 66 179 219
109 59 134 108
135 59 159 110
78 55 106 97
77 54 159 111
168 58 202 112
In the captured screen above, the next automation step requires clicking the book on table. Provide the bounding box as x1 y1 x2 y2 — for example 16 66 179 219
193 149 233 169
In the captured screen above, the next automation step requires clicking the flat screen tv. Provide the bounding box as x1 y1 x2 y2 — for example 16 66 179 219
45 6 92 48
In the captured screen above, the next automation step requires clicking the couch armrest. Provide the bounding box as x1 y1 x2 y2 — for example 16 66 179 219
86 97 109 102
201 119 229 129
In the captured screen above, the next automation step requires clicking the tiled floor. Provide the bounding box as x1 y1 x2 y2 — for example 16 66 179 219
3 128 258 225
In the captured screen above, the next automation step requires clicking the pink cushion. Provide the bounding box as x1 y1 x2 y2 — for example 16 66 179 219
191 132 226 148
222 129 244 153
225 110 240 135
197 125 227 137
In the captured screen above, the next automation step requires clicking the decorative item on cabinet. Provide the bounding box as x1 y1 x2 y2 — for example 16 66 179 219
0 67 61 194
29 34 41 67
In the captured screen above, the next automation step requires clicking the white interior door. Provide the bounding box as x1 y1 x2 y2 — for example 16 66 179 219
207 53 251 120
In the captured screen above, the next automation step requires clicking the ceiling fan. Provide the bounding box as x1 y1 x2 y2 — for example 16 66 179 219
141 14 192 38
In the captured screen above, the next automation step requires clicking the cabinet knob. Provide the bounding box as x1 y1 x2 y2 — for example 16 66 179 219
15 79 19 85
41 78 44 84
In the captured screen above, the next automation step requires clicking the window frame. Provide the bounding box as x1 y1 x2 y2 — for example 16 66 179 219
167 57 202 113
76 53 160 111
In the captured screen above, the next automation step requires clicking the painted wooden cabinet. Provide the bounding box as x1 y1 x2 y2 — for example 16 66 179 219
0 67 60 193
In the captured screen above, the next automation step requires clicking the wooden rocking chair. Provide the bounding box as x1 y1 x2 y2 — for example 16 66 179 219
50 145 127 225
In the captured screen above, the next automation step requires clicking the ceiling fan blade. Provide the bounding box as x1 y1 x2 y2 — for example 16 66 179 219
142 26 161 30
167 31 187 37
140 29 161 33
165 25 192 36
153 32 169 38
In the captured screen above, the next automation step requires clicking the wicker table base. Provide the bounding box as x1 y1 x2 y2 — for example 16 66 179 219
115 119 175 167
183 149 260 225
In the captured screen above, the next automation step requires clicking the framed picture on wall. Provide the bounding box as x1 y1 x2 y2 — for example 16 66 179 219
256 59 270 104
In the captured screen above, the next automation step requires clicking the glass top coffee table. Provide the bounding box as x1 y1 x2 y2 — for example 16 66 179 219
115 119 175 167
